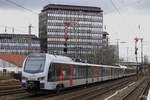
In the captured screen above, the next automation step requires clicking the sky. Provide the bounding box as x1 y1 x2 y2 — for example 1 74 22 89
0 0 150 62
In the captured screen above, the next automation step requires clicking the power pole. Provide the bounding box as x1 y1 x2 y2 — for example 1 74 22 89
12 27 14 33
141 38 143 73
63 21 69 55
138 24 144 74
5 26 7 33
116 39 120 65
28 24 33 35
134 37 139 80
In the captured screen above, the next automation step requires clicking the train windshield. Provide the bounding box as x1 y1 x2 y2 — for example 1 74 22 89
24 55 46 73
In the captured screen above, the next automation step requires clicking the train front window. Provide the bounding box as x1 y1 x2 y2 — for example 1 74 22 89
24 56 45 73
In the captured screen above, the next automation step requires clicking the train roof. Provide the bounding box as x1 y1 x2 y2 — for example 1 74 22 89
46 54 74 63
88 64 122 68
119 65 127 68
28 53 135 69
45 54 125 68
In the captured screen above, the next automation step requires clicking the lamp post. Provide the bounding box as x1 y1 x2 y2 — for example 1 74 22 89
141 38 143 74
134 37 139 80
116 39 120 65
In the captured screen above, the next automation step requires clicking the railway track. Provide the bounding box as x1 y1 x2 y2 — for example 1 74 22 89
0 80 23 96
0 85 21 90
0 80 20 85
97 76 149 100
11 93 57 100
123 76 150 100
0 80 21 89
0 81 27 99
0 88 26 96
42 76 136 100
0 92 30 100
139 77 150 100
0 76 137 100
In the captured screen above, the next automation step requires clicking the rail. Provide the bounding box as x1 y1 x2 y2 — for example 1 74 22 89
104 76 147 100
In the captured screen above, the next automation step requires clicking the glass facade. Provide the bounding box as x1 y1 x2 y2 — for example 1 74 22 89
39 4 104 63
0 34 40 55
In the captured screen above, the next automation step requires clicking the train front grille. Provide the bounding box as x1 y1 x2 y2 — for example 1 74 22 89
27 81 40 90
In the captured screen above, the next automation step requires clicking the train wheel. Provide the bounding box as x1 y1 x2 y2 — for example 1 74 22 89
56 86 60 94
56 84 63 94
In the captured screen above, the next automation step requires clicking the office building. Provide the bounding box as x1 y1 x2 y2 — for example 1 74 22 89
39 4 104 63
0 33 40 55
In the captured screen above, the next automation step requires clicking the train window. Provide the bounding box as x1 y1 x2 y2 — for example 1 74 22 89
78 66 81 79
51 63 59 81
73 65 87 79
48 64 52 81
78 66 86 79
92 67 96 77
102 67 110 77
102 67 106 76
85 66 88 78
62 64 70 80
79 66 83 79
48 64 55 81
81 66 86 79
48 63 59 81
24 56 45 73
94 67 99 77
88 67 91 78
73 65 78 79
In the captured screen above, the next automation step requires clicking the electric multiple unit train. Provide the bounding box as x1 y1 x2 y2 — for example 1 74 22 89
21 53 136 92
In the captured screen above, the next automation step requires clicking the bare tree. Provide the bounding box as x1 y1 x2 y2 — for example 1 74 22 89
144 55 149 64
95 46 117 65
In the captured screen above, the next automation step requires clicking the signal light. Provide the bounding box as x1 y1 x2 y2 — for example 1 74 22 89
103 34 106 39
135 47 138 55
64 48 67 53
64 43 67 46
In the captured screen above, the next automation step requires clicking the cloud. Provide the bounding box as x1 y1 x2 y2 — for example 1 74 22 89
0 0 150 15
0 0 115 13
111 0 150 15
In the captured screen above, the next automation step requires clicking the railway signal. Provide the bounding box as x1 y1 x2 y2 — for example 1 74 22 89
63 21 70 54
64 43 68 53
135 47 138 55
63 47 67 53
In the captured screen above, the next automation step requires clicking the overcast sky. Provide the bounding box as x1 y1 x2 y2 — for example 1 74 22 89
0 0 150 62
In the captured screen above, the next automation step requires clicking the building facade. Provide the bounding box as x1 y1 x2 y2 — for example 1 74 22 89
39 4 104 63
0 34 40 55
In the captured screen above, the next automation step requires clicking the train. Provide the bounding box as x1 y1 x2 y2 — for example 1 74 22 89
21 53 136 92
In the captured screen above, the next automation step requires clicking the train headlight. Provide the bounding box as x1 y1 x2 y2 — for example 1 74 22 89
38 76 45 81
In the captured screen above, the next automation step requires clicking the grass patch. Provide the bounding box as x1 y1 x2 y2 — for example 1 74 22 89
0 76 13 81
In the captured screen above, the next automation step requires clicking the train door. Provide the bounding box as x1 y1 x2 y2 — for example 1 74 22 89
95 67 99 82
69 64 73 87
59 64 63 82
85 65 88 84
99 67 102 81
92 66 94 83
110 67 112 79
